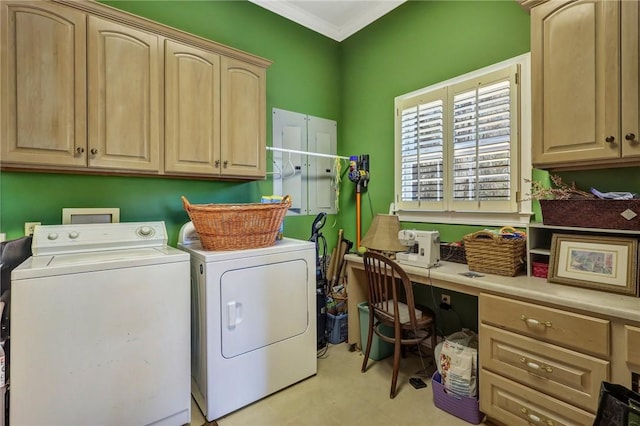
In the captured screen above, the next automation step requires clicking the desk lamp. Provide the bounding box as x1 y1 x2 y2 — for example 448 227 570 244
360 214 406 258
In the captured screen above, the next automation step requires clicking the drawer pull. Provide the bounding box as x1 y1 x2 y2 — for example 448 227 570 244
520 407 554 425
520 357 553 373
520 314 552 328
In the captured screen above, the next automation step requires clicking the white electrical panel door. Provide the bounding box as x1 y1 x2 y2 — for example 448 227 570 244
307 116 337 215
272 108 306 213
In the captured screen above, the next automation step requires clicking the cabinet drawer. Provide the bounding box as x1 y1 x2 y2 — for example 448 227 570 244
626 325 640 366
480 293 610 357
480 324 609 413
480 370 595 426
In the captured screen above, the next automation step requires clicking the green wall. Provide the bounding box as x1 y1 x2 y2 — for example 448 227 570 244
338 0 531 244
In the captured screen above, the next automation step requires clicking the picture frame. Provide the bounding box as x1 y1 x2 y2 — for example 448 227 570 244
548 234 639 296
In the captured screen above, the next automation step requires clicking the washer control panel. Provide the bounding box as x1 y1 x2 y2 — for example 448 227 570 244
32 222 167 256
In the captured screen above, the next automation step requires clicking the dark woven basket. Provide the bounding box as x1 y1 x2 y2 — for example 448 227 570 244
440 243 467 264
540 199 640 230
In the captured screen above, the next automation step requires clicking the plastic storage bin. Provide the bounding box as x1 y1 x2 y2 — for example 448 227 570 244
358 302 394 361
432 371 484 424
327 312 348 344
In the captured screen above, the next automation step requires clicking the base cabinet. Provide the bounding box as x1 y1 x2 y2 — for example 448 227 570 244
481 370 595 426
479 293 610 425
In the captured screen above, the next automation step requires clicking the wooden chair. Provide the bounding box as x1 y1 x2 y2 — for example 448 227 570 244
361 251 437 398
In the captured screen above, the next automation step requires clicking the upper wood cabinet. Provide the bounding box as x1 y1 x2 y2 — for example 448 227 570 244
531 0 640 169
87 16 161 172
0 1 87 167
165 40 221 175
1 0 271 179
164 41 267 178
220 57 266 178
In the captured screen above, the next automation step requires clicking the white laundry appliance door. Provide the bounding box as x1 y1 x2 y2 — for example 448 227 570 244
10 261 190 426
221 259 308 358
199 242 317 421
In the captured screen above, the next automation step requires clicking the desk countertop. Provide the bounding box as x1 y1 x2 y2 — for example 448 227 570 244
345 253 640 324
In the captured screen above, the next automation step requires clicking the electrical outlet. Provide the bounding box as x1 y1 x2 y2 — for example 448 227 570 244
441 294 451 306
24 222 41 236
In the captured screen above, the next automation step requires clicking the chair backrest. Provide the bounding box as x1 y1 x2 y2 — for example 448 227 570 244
362 251 420 328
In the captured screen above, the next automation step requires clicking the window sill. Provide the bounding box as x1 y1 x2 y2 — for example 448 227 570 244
396 209 533 227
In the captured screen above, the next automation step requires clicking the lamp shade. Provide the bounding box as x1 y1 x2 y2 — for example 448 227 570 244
360 214 407 252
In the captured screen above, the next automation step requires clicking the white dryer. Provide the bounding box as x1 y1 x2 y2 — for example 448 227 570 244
10 222 191 426
178 223 317 422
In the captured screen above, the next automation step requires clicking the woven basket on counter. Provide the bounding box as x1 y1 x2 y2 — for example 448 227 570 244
463 231 526 277
182 195 291 251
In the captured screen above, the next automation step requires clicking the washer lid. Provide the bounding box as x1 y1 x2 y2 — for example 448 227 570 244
11 246 188 280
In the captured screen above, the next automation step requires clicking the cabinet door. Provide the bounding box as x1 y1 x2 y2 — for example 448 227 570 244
165 40 221 174
621 0 640 158
220 57 266 178
1 1 86 167
87 16 160 172
531 0 620 166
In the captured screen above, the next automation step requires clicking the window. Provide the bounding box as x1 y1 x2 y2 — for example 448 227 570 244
394 54 532 226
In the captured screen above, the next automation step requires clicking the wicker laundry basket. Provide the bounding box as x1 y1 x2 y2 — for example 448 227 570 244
182 195 291 251
463 231 526 277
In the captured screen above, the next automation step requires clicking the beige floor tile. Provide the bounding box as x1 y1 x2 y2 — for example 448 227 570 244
190 342 490 426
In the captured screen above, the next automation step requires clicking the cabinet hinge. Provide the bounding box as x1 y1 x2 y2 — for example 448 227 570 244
516 191 521 202
515 72 519 85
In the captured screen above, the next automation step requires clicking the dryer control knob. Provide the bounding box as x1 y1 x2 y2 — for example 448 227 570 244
68 231 79 239
47 233 58 240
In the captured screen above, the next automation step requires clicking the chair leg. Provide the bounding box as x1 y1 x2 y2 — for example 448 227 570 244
390 338 402 398
361 320 375 373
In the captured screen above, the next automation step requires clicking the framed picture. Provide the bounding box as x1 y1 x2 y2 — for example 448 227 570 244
549 234 639 296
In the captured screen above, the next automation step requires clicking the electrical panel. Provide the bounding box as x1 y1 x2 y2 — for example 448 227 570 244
271 108 337 215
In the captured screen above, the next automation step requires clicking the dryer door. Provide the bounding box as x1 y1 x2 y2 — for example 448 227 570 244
220 259 309 358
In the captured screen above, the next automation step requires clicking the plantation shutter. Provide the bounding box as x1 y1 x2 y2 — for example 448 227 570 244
449 66 518 211
397 88 446 209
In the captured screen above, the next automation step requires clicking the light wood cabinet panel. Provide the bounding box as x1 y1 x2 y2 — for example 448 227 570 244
0 1 86 167
87 16 160 172
531 0 640 168
621 0 640 158
480 370 595 426
626 324 640 366
165 39 221 174
480 324 609 412
220 57 266 178
480 293 610 357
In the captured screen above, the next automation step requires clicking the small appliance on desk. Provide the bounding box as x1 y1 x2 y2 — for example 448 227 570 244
396 230 440 269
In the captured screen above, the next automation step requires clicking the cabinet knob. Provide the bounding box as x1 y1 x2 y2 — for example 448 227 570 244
75 147 85 155
625 133 636 142
605 136 615 143
215 160 220 168
223 160 228 168
90 148 98 155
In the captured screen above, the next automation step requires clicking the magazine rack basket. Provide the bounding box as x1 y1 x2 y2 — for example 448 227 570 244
463 231 526 277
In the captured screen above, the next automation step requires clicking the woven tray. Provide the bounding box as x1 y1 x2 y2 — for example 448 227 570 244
463 231 526 277
440 243 467 264
182 195 291 251
540 199 640 230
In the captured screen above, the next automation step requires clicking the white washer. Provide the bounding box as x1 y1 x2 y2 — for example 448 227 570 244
178 223 317 422
10 222 191 426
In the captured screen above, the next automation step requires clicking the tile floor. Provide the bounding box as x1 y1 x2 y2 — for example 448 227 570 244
189 342 492 426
